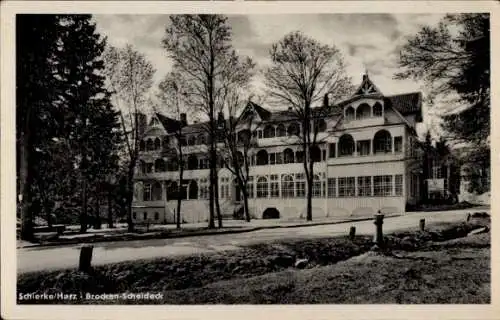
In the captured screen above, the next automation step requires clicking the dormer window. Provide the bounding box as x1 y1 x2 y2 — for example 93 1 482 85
345 106 355 122
373 102 383 117
357 103 371 120
151 117 160 127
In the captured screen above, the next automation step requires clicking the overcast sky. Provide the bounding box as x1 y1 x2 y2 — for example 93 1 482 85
93 13 446 134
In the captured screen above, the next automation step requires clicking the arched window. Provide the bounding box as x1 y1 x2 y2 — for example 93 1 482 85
154 138 161 150
276 124 286 137
256 150 269 166
256 176 268 198
283 148 295 164
154 159 165 172
151 182 163 201
263 124 275 138
315 119 326 132
281 175 294 198
373 102 383 117
345 106 355 121
310 146 322 162
339 134 355 156
146 139 154 151
187 155 198 170
140 140 145 151
287 122 300 136
189 180 198 200
357 103 371 120
162 136 169 148
197 134 206 145
133 182 143 201
187 135 196 146
374 130 392 154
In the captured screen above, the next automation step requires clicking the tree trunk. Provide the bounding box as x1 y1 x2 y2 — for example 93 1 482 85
176 160 184 229
94 194 102 229
107 190 114 228
208 133 216 229
214 171 223 228
242 190 250 222
126 162 135 232
80 177 88 233
306 180 313 221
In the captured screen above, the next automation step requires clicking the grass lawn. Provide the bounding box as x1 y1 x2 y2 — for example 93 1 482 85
17 217 490 304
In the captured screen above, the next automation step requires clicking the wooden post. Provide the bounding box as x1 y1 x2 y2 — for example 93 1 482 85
349 226 356 240
419 218 425 231
374 211 384 247
79 245 94 272
466 213 471 222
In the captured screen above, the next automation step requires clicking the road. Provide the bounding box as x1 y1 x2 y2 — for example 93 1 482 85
17 209 476 274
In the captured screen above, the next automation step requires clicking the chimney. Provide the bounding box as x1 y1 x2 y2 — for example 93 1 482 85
363 74 368 81
323 94 329 107
180 113 187 127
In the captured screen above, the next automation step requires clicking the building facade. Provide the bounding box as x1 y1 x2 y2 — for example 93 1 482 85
132 74 424 224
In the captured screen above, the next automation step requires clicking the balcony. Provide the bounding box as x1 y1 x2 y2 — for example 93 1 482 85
343 116 384 129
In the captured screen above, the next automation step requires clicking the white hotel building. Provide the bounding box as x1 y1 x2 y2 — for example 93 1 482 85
132 74 424 224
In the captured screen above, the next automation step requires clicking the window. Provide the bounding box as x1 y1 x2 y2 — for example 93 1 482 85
345 106 355 121
154 138 161 150
155 159 165 172
295 174 306 197
310 146 322 162
329 143 336 158
312 175 322 198
163 136 170 148
143 212 147 220
199 158 209 169
257 177 268 198
189 180 198 199
269 153 276 165
357 140 371 156
357 176 372 196
247 176 254 198
152 182 162 201
282 175 294 198
258 130 264 139
296 151 304 163
374 175 393 196
146 139 153 151
275 152 283 164
287 122 300 136
264 125 275 138
394 136 403 153
374 130 392 154
256 150 269 166
373 102 383 116
143 183 152 201
338 177 355 197
199 178 208 199
187 136 196 146
270 175 279 198
316 119 326 132
339 134 355 156
395 175 403 196
187 155 198 170
154 212 159 220
276 124 286 137
197 134 206 145
284 148 295 164
146 163 153 173
140 140 145 151
328 178 336 197
357 103 371 119
133 212 137 219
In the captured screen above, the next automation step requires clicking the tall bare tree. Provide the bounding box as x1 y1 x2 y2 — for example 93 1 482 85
162 15 255 228
103 44 155 232
157 71 192 229
264 31 352 221
220 92 258 222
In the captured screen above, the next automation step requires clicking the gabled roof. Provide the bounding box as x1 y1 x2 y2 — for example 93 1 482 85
155 113 181 133
353 74 383 97
384 92 423 121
